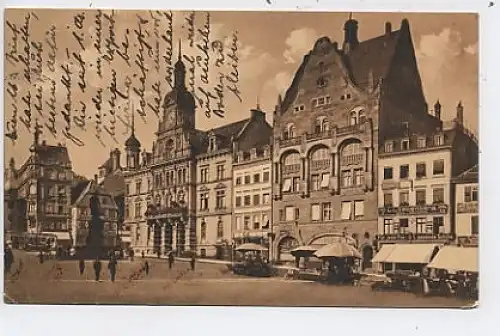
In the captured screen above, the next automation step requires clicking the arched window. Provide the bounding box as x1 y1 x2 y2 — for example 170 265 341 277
322 120 330 132
340 140 365 187
311 147 329 161
349 111 357 125
341 142 362 156
217 220 224 238
201 221 207 241
358 110 366 124
288 124 296 138
309 147 331 190
283 152 300 166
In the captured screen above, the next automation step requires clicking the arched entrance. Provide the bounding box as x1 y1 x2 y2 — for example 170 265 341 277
277 236 299 263
361 245 374 270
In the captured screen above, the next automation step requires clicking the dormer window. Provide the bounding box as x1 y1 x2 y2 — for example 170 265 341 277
434 134 444 146
401 139 410 151
209 136 216 151
417 137 426 148
384 141 394 153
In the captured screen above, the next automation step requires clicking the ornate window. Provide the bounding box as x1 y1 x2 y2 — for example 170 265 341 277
349 107 366 125
201 221 207 241
340 140 365 188
217 219 224 238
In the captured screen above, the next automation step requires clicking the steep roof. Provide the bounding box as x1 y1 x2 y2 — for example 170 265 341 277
453 164 478 184
99 170 125 197
280 20 405 114
194 118 250 154
71 180 91 204
35 144 71 166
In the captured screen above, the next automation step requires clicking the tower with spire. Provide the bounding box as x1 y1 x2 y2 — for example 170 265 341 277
125 108 141 170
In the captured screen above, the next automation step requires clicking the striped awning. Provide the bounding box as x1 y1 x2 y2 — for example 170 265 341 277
372 244 439 264
427 246 478 273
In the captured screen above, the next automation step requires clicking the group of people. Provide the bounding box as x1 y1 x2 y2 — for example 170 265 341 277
76 250 197 282
78 254 119 282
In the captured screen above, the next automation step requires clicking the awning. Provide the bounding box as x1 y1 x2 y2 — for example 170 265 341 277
427 246 478 273
42 232 71 241
372 243 439 264
372 244 397 263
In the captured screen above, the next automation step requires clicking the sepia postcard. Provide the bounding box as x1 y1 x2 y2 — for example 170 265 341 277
3 9 479 308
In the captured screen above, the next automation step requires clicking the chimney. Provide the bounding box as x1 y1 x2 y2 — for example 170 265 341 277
434 99 442 120
456 101 464 124
342 13 359 53
385 22 392 36
94 174 98 184
111 149 121 171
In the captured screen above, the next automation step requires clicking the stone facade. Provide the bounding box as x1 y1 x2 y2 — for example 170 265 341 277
452 165 478 247
271 18 446 264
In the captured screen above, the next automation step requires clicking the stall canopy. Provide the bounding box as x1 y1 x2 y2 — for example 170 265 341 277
235 243 268 252
427 246 478 273
372 244 439 264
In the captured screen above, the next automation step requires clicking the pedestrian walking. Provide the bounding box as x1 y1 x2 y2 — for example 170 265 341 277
144 260 149 276
157 249 161 259
108 256 118 282
141 250 145 259
38 250 44 264
93 257 102 282
4 246 14 274
168 252 174 269
129 249 135 262
190 254 196 271
78 257 85 276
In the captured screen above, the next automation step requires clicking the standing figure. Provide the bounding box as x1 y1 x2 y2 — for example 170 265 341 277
93 257 102 282
78 257 85 276
108 256 118 282
4 246 14 274
141 250 145 259
190 254 196 271
157 249 161 259
168 252 174 269
129 249 135 262
38 250 44 264
144 260 150 276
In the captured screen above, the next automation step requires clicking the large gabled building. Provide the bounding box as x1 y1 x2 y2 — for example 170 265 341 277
271 17 443 266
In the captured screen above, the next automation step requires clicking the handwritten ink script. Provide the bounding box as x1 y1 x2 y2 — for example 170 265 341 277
4 9 245 149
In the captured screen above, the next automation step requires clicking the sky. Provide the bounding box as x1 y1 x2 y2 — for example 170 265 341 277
3 10 478 178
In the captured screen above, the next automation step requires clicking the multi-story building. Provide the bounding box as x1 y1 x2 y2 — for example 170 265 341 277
14 128 74 247
97 148 128 250
123 121 153 255
232 140 273 249
70 175 119 254
4 158 26 243
126 49 272 258
376 105 478 247
271 17 442 264
453 164 478 247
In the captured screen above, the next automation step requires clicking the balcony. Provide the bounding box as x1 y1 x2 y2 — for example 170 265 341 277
340 153 364 166
457 235 478 247
378 204 449 216
376 232 455 243
306 130 332 141
457 202 478 214
279 136 302 148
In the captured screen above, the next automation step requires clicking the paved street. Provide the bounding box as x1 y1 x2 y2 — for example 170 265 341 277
4 251 473 307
